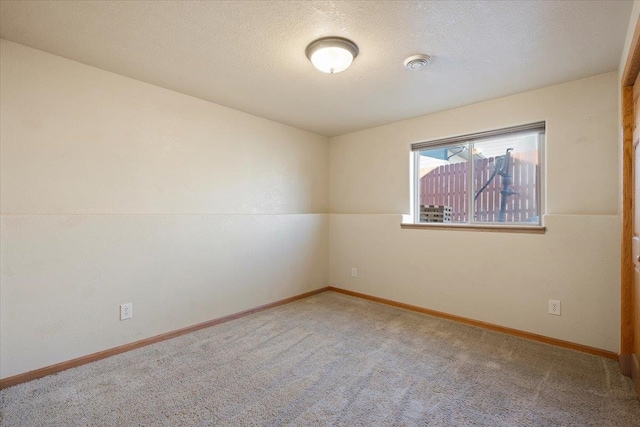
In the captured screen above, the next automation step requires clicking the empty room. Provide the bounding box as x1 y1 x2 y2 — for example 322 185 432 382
2 0 640 425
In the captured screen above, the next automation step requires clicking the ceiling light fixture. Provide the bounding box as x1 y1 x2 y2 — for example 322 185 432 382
306 37 359 74
404 54 431 70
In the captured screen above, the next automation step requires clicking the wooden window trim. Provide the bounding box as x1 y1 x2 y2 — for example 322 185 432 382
400 222 546 234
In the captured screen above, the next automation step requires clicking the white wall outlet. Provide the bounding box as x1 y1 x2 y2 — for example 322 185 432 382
548 300 561 316
351 267 357 278
120 303 133 320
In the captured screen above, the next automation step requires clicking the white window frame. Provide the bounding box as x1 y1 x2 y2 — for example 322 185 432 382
410 122 546 230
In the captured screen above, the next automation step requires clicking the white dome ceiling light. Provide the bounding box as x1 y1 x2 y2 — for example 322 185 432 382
404 54 431 70
305 37 359 74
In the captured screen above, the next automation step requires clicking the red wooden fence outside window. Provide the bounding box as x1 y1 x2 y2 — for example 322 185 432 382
419 156 538 223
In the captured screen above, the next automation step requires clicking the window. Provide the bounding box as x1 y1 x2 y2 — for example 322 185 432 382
411 122 544 226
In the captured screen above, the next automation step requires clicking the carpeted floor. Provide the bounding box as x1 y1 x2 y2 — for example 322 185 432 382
1 291 639 426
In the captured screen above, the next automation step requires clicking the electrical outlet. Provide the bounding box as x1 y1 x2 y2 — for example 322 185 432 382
351 267 357 278
120 303 133 320
548 300 561 316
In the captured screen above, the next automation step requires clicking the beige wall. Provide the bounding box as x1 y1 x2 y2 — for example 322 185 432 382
0 36 625 379
0 40 329 378
329 72 621 352
619 1 640 83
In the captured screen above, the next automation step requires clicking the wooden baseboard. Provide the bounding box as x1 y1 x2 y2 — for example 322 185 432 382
0 287 329 390
620 353 633 377
328 287 619 360
2 285 619 390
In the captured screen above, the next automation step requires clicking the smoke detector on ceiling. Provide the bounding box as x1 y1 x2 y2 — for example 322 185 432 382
404 54 431 70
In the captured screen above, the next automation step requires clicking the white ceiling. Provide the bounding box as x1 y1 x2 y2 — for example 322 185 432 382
0 1 633 137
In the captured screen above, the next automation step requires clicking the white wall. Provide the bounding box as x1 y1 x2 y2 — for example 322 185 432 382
329 72 621 352
0 40 329 378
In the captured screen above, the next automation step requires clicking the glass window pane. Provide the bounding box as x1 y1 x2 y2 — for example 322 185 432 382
472 133 540 224
417 146 469 223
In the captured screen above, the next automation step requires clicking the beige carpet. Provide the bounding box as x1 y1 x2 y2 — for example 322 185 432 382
1 291 639 426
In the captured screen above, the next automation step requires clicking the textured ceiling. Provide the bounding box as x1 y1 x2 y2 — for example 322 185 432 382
0 1 633 137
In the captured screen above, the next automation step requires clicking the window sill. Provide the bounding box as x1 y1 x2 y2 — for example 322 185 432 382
400 222 546 234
